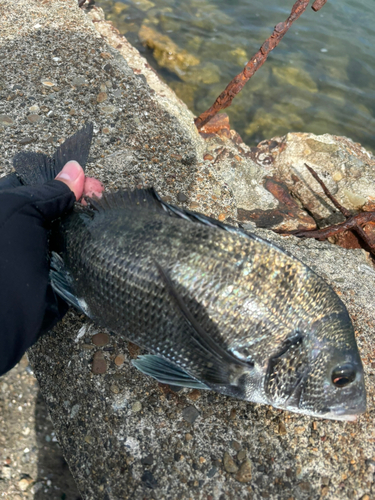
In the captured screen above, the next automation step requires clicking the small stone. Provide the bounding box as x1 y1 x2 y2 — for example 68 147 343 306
84 434 93 444
128 341 140 358
203 154 214 161
69 109 76 116
110 384 119 394
182 405 200 424
298 482 310 491
92 332 110 346
189 201 199 210
230 408 237 419
114 353 125 366
28 104 40 113
2 466 11 479
100 105 117 114
18 478 30 491
18 137 34 145
235 458 252 483
185 433 193 441
321 486 329 496
132 401 142 412
231 440 241 451
141 454 154 465
218 213 226 222
92 351 107 374
27 114 42 123
102 127 110 134
223 451 238 473
177 192 188 202
332 171 343 181
199 456 206 464
278 422 287 435
100 52 112 60
72 76 87 87
0 115 14 127
41 79 56 87
141 470 157 489
237 450 246 461
97 92 108 103
207 466 218 478
361 496 370 500
187 389 201 401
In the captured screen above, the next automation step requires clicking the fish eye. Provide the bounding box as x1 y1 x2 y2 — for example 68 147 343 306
331 364 356 388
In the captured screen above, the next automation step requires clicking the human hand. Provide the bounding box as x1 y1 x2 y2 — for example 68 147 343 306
0 161 103 375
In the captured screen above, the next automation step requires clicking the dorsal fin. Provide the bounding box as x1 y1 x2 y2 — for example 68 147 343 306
12 123 93 185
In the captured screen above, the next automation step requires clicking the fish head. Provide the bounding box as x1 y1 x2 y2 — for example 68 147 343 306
262 310 366 421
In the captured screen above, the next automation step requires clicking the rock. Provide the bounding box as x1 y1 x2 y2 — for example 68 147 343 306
272 66 318 93
235 458 252 483
40 79 56 87
18 136 34 144
177 192 188 202
91 351 107 374
27 114 41 123
223 451 239 473
185 433 193 441
97 92 108 103
131 401 142 412
114 353 125 366
92 332 110 346
141 454 154 465
0 114 14 127
18 478 30 491
141 470 157 489
181 405 200 424
138 25 199 79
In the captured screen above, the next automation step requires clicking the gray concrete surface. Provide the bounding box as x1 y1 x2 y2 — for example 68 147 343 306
0 1 374 499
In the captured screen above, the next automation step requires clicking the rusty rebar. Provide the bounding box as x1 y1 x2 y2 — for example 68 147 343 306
304 163 352 218
312 0 328 12
195 0 325 130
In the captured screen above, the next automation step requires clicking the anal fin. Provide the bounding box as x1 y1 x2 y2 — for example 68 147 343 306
132 355 209 390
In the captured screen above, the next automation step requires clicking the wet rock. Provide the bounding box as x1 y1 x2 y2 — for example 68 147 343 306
182 405 199 424
139 25 199 79
235 458 252 483
92 332 110 346
223 451 238 473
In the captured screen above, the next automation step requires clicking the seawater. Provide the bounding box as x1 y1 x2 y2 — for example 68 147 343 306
96 0 375 152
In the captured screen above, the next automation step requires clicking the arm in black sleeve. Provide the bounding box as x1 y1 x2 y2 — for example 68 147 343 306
0 180 75 376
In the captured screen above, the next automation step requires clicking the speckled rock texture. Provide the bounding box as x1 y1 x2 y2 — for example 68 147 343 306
0 1 375 500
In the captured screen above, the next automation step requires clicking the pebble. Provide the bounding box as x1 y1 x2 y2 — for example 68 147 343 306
114 353 125 366
28 104 40 113
203 154 214 161
187 389 201 401
92 332 110 346
182 405 200 424
237 450 247 461
141 470 157 489
235 458 252 483
27 114 41 123
132 401 142 412
92 351 107 374
223 451 238 473
278 422 287 435
361 496 370 500
40 79 55 87
321 486 329 496
100 105 117 114
110 384 120 394
2 466 11 479
218 213 226 221
18 478 30 491
18 137 34 145
177 192 188 202
185 433 193 441
97 92 108 103
72 76 87 87
0 114 14 127
207 466 218 478
231 440 241 451
141 454 154 465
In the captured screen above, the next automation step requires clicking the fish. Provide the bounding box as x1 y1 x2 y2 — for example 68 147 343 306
5 123 366 421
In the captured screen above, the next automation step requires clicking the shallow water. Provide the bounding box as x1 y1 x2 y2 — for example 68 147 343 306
96 0 375 152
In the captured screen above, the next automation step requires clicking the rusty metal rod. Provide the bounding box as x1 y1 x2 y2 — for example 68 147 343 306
312 0 328 12
195 0 325 130
304 163 352 218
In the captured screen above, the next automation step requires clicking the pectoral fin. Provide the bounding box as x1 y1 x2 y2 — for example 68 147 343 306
132 355 209 389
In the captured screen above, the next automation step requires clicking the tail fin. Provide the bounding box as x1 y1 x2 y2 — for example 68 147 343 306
12 123 94 185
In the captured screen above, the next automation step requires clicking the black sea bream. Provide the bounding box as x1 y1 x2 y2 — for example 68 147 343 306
10 124 366 420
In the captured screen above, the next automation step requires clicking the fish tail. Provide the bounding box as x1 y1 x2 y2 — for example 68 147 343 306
12 123 94 186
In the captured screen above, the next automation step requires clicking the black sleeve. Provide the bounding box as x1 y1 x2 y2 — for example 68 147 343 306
0 180 75 376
